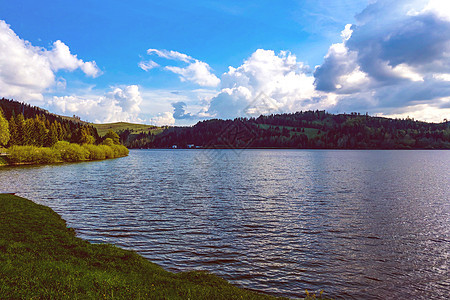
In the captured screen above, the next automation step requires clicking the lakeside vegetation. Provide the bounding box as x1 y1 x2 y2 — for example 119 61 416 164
0 194 284 299
6 142 128 165
0 98 128 165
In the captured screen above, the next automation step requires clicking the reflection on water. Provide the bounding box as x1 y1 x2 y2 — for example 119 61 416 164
1 149 449 299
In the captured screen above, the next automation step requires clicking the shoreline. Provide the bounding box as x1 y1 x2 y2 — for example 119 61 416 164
0 154 128 167
0 142 129 167
0 194 295 299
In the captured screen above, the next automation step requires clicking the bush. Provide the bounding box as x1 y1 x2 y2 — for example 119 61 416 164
110 144 129 157
82 144 106 160
53 142 88 162
36 147 61 163
98 145 114 158
102 138 114 146
7 146 60 164
6 142 128 165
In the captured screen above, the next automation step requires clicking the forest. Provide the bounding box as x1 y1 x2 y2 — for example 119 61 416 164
118 111 450 149
0 98 128 164
2 98 449 151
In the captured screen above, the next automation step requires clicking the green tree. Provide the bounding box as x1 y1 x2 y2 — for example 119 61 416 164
104 130 120 144
0 109 10 146
33 116 47 146
78 126 95 144
8 115 18 145
15 114 26 145
102 138 114 146
45 122 59 147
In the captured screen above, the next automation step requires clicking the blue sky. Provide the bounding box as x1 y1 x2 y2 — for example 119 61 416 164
0 0 449 124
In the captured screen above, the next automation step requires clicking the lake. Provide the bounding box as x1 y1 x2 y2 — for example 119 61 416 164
1 149 449 299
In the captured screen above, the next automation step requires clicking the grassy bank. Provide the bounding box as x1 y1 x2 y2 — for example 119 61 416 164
3 141 129 165
0 194 283 299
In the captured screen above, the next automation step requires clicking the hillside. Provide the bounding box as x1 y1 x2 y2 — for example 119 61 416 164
92 122 164 136
2 98 449 150
119 111 450 149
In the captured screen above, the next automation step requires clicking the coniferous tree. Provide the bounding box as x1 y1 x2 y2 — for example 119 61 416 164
8 115 18 146
45 122 59 147
0 109 10 147
15 114 26 145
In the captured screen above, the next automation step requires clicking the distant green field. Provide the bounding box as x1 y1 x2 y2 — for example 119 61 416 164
257 124 323 139
92 122 164 136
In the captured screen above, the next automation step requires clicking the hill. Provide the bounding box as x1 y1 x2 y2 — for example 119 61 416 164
2 98 449 149
92 122 164 136
120 111 450 149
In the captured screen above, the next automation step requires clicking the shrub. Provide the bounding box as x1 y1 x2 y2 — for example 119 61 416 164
82 144 106 160
7 146 60 164
54 142 88 162
36 147 61 163
102 138 114 146
98 145 114 158
6 142 128 165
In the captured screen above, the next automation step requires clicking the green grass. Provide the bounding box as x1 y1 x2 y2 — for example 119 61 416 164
0 194 284 299
92 122 164 136
257 124 323 139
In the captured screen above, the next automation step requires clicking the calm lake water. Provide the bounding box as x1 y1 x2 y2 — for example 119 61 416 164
1 149 449 299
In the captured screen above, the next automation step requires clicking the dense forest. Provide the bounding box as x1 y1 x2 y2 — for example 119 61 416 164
0 98 127 165
0 98 102 147
118 111 450 149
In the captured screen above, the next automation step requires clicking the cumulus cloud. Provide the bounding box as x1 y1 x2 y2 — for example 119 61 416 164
146 48 220 87
150 112 175 126
0 20 101 101
165 60 220 87
172 101 196 119
207 49 318 119
47 85 143 123
46 40 101 77
313 0 450 122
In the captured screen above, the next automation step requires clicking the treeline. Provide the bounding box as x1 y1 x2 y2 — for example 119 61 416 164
121 111 450 149
0 98 100 147
0 98 128 165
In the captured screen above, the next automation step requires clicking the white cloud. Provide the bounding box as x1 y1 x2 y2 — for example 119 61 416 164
0 20 101 101
380 102 450 123
433 73 450 81
165 60 220 87
146 48 220 87
46 40 101 77
138 60 159 71
150 112 175 126
147 49 193 63
417 0 450 22
47 85 143 123
313 0 450 121
207 49 318 119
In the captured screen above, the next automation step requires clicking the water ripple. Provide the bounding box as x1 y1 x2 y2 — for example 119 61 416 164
0 149 449 299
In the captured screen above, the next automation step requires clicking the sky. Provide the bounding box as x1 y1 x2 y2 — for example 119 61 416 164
0 0 449 125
